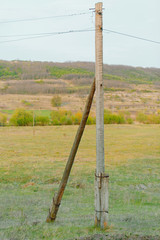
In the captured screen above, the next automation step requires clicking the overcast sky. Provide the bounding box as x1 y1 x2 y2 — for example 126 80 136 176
0 0 160 68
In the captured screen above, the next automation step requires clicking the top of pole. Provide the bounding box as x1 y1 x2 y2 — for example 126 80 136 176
95 2 103 12
95 2 103 7
89 2 104 12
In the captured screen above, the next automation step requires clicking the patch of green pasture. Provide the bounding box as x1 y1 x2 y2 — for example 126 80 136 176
0 110 14 115
0 109 52 120
49 66 94 78
0 125 160 239
34 110 52 118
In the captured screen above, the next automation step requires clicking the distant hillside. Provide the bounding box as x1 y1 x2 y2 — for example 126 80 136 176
0 60 160 85
1 60 160 117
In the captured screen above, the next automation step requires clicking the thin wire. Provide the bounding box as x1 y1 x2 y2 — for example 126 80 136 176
0 27 95 38
0 33 59 38
0 27 159 45
103 29 160 45
0 12 90 24
0 29 95 44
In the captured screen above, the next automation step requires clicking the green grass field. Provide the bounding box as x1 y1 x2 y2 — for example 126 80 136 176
1 110 52 117
0 125 160 240
0 110 14 115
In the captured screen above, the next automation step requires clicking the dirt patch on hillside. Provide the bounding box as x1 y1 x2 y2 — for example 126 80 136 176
74 234 160 240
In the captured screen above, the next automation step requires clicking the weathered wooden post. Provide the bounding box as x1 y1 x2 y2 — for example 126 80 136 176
46 78 95 222
95 2 109 229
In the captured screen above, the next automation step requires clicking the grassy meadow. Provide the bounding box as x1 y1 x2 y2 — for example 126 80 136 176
0 125 160 239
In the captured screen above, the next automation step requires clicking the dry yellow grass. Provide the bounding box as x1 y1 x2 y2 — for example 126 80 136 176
0 125 160 181
1 81 160 117
0 125 160 239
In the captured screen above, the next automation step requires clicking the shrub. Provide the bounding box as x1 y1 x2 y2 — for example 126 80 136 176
51 110 61 125
136 112 160 124
104 110 125 124
147 114 160 124
21 100 32 107
119 111 133 124
126 118 133 124
10 109 33 126
60 116 72 125
136 112 148 124
35 116 50 126
51 95 62 107
35 79 44 84
87 115 96 125
51 110 72 125
0 113 7 126
72 112 82 125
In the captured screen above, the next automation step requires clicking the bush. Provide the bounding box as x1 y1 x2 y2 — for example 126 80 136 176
51 110 72 125
21 100 32 107
136 112 148 123
136 112 160 124
104 110 125 124
0 113 7 126
35 116 50 126
60 116 72 125
119 111 133 124
71 112 95 125
51 111 60 125
147 114 160 124
51 95 62 107
87 115 96 125
10 109 33 126
72 112 82 125
126 118 133 124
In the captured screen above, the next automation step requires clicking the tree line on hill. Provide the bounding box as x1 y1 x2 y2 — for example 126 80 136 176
0 60 160 84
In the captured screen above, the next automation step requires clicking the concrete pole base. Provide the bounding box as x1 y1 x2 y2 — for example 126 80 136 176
95 172 109 229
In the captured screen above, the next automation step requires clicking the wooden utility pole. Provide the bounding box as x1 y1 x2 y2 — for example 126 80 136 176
46 79 95 223
95 2 109 229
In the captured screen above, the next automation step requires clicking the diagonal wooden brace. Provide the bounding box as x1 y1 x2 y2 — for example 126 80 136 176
46 78 95 223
